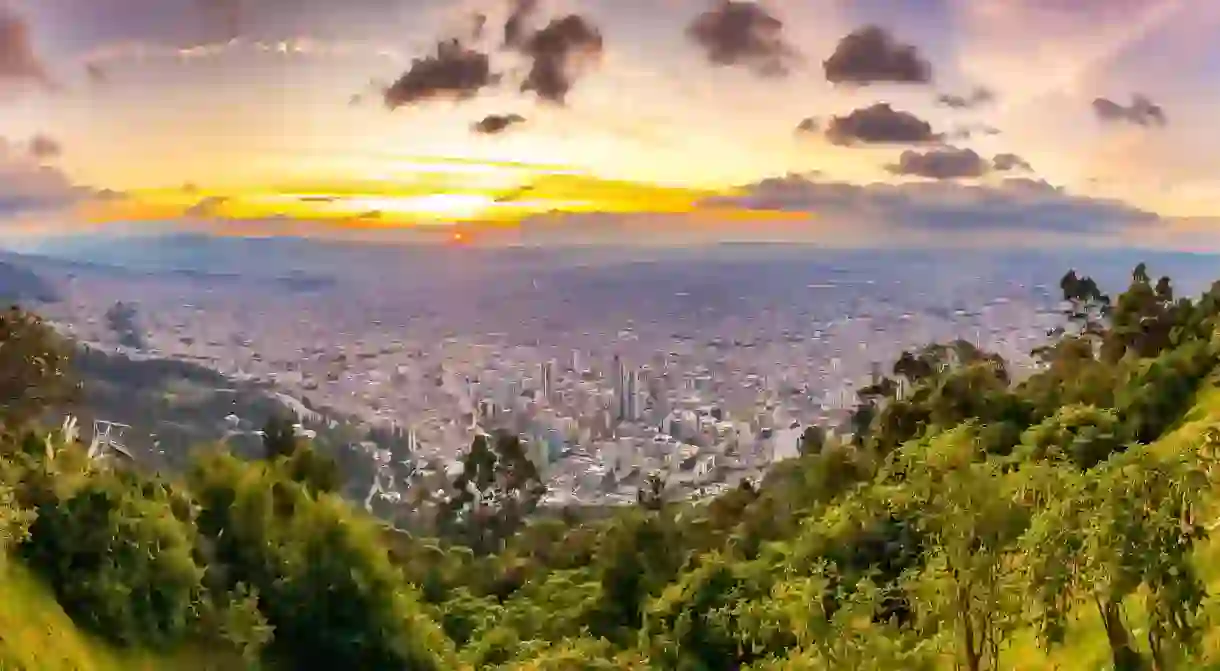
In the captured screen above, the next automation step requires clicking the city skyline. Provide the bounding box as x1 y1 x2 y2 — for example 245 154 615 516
0 1 1217 247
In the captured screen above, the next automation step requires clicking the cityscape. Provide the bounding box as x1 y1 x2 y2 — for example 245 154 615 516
18 240 1199 509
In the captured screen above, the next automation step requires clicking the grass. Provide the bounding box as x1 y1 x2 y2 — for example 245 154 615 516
993 383 1220 670
0 560 239 671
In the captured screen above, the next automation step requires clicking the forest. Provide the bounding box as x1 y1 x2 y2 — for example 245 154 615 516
2 261 1220 669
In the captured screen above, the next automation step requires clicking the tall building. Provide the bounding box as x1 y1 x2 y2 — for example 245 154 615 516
612 354 627 421
540 359 555 403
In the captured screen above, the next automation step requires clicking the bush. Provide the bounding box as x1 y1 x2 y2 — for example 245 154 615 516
22 471 206 648
189 451 454 669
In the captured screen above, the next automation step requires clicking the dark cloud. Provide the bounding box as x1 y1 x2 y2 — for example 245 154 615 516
993 152 1032 172
823 25 931 86
686 1 799 77
937 86 995 109
886 146 989 180
93 188 127 201
0 7 50 86
705 173 1155 239
85 61 107 84
1092 94 1167 127
0 164 80 212
471 12 489 41
472 113 526 135
503 0 539 49
795 117 819 134
28 135 61 161
515 15 604 105
384 39 499 108
825 103 940 146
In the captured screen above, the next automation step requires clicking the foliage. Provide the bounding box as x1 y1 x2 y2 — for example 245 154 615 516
22 470 207 648
188 450 455 669
5 260 1220 669
0 306 78 428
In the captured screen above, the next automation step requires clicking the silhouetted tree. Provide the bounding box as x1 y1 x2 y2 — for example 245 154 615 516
799 425 826 456
262 414 300 460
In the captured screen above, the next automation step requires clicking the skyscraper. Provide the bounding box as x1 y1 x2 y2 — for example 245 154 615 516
624 369 639 422
612 354 627 421
540 359 555 403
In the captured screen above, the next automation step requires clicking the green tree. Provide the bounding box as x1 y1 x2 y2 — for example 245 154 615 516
261 414 299 460
1018 404 1129 470
189 450 455 669
884 428 1030 671
23 470 207 648
441 431 547 555
0 306 78 428
798 425 826 456
1023 447 1209 670
637 471 667 511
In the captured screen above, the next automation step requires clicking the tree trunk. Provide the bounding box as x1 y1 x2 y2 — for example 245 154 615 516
1097 597 1146 671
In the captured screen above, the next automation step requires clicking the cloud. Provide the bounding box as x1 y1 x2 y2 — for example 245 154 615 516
384 38 499 108
937 86 995 109
884 148 1033 180
886 147 990 180
0 148 87 218
795 117 819 134
824 103 941 146
511 173 1161 249
196 0 243 40
28 135 62 161
472 113 526 135
92 188 128 201
703 174 1157 241
0 6 50 87
85 61 108 84
503 0 539 49
823 25 931 86
993 152 1033 172
515 14 604 104
686 1 799 77
1092 94 1167 127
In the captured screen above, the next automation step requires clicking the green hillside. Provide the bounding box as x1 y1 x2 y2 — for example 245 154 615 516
0 561 235 671
7 261 1220 669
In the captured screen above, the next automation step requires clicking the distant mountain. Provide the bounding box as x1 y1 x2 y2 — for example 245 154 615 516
0 259 59 305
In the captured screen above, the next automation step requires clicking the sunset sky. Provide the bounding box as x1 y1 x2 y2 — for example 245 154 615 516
1 0 1219 246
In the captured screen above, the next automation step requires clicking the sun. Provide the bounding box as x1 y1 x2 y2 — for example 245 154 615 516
341 193 497 220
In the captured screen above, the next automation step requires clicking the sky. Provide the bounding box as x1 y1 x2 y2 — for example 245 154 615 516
1 0 1219 248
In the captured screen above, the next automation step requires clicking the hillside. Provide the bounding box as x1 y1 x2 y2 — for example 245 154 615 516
6 260 1220 669
0 561 237 671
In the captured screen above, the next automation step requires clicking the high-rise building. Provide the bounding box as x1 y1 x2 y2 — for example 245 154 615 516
612 354 627 421
540 359 555 403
